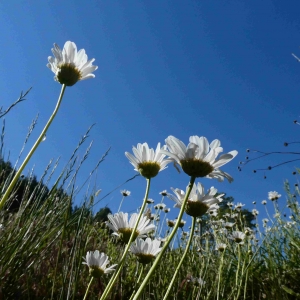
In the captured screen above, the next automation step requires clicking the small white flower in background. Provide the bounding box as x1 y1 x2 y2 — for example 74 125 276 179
215 243 227 252
82 251 117 278
268 191 281 201
224 222 235 229
161 135 237 182
167 219 176 227
176 219 186 228
158 203 166 210
125 143 172 179
252 209 259 216
130 237 162 264
273 212 281 218
167 182 223 217
47 41 98 86
121 190 131 197
164 207 170 213
189 276 206 287
262 200 267 205
159 190 168 196
234 202 245 211
146 198 155 204
229 231 246 244
209 209 218 217
263 218 269 223
244 227 253 236
230 213 239 218
227 202 234 207
106 212 155 244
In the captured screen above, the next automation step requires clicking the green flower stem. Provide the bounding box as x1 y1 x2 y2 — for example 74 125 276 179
83 277 94 300
216 251 225 300
0 84 66 210
99 178 151 300
163 216 196 300
234 244 242 300
129 264 144 300
132 176 196 300
117 196 125 213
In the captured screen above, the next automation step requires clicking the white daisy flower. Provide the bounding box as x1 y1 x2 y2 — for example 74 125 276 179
268 191 281 201
82 250 117 278
106 212 155 244
189 276 206 287
252 209 259 216
130 237 162 264
121 190 131 197
209 209 218 217
229 231 246 244
146 198 155 204
215 243 227 252
160 190 168 196
47 41 97 86
244 227 253 236
167 182 223 217
261 200 267 205
224 222 235 229
125 143 172 178
234 202 245 211
161 135 237 182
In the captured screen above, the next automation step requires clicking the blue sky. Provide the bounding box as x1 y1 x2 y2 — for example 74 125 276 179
1 0 300 224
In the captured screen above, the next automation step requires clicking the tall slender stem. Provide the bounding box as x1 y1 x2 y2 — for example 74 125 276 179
117 196 125 213
132 176 196 300
0 84 66 210
163 216 196 300
216 251 225 300
99 178 151 300
129 264 144 300
83 277 94 300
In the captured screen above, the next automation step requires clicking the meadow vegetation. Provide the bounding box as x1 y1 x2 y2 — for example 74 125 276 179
0 41 300 300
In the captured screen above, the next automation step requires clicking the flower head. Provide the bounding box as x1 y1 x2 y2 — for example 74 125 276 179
121 190 131 197
125 143 172 178
234 202 245 211
106 212 155 243
161 135 237 181
229 231 246 244
167 219 175 227
47 41 97 86
130 238 162 264
82 251 116 278
268 191 281 201
167 183 223 217
189 276 206 287
160 190 168 196
215 243 227 252
224 222 235 229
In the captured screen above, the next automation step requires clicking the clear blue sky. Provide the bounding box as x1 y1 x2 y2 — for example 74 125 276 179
1 1 300 223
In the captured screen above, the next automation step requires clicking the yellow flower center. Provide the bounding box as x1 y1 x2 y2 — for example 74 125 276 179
185 200 209 217
135 253 155 264
180 159 214 177
118 228 139 244
89 266 104 278
137 162 161 179
56 63 82 86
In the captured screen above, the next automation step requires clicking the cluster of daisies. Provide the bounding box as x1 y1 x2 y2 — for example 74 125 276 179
47 41 298 298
